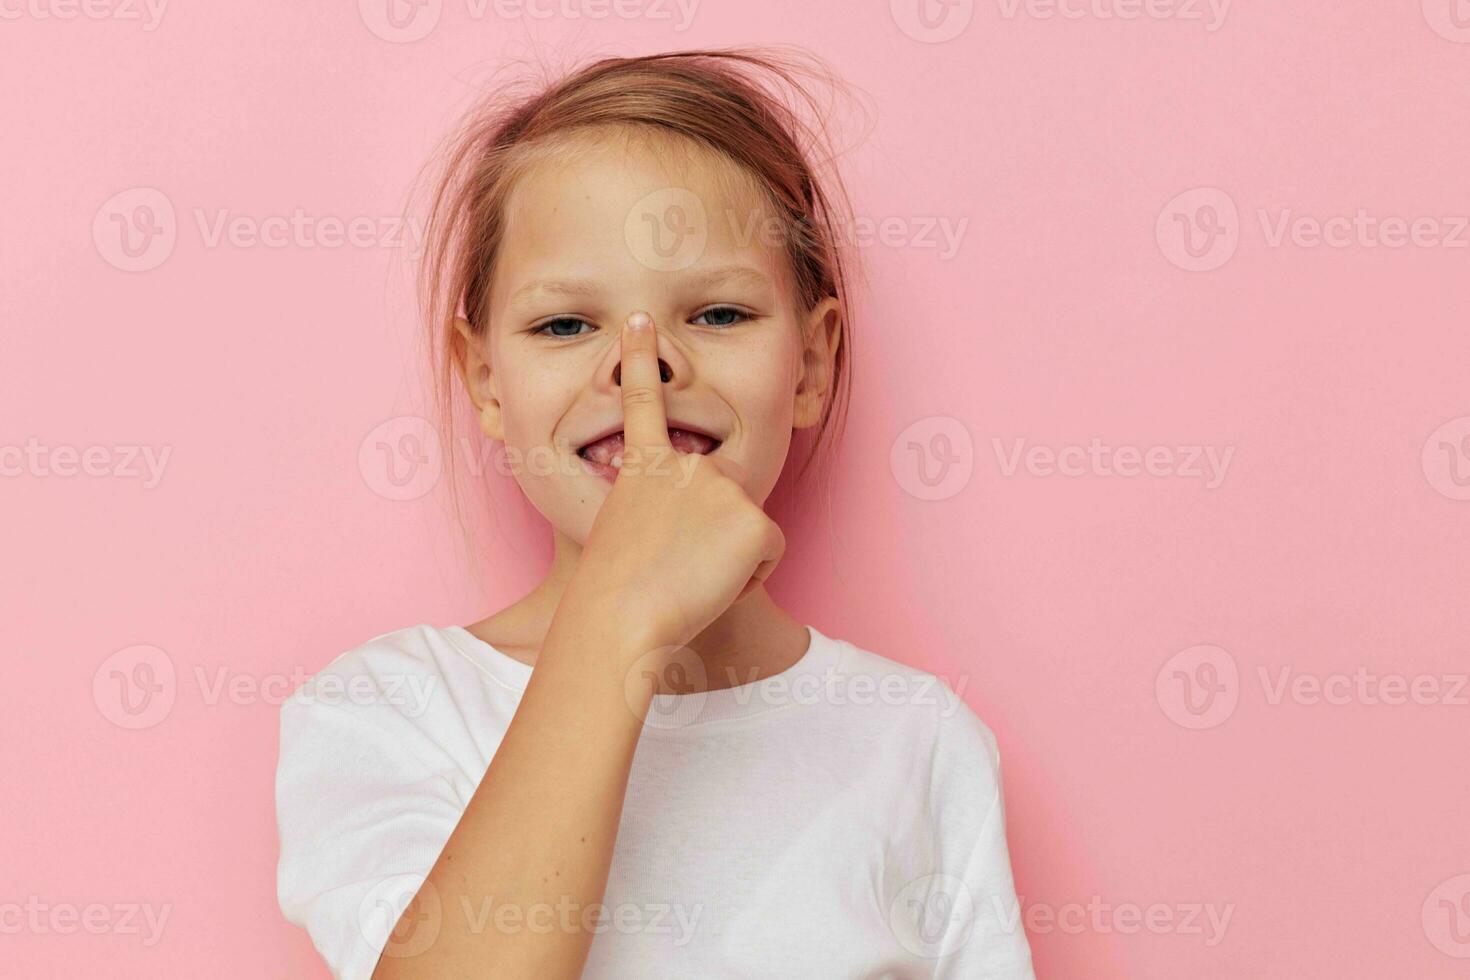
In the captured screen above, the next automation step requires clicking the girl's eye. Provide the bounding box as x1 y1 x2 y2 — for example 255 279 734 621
533 317 593 339
692 306 752 328
532 306 752 339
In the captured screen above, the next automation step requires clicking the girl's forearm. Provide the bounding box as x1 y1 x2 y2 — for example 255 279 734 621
373 613 654 979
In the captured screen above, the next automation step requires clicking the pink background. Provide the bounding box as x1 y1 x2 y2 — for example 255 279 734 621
4 2 1470 977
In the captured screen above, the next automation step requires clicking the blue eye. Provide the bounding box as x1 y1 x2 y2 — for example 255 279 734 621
532 307 752 339
533 317 593 338
692 306 752 328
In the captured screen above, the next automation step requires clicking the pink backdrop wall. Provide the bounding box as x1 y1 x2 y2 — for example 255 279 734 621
4 2 1469 976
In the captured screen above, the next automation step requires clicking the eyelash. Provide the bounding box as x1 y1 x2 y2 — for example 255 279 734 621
532 306 753 339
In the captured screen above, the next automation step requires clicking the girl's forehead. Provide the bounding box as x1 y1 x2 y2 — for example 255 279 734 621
508 133 773 236
498 133 785 281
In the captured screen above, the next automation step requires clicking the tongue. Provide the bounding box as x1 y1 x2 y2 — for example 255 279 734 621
583 428 715 464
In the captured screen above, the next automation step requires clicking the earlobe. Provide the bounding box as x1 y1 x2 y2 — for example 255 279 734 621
793 298 842 430
452 315 504 441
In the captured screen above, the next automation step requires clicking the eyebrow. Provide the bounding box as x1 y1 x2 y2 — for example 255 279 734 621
510 264 774 306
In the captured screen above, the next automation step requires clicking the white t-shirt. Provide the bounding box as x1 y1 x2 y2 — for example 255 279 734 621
275 622 1036 979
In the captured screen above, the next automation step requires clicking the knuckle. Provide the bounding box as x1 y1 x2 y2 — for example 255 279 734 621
621 385 659 409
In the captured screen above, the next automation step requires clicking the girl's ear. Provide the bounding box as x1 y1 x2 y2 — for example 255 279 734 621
452 315 505 442
793 297 842 430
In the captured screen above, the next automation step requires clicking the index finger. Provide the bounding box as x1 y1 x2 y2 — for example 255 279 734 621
619 311 672 451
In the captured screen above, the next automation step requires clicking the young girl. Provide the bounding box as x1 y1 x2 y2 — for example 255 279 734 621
275 48 1035 980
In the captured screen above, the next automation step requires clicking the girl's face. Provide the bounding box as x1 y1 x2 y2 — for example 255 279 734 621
456 130 840 545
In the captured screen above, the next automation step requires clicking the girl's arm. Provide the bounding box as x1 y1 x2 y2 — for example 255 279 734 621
374 311 785 978
371 603 656 979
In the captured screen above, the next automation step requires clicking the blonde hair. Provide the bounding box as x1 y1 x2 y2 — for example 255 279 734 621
414 46 864 539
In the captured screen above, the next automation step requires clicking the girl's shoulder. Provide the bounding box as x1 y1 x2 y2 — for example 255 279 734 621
276 623 527 775
286 622 529 710
814 627 1007 784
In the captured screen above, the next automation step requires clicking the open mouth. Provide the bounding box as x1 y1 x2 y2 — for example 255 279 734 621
576 427 722 468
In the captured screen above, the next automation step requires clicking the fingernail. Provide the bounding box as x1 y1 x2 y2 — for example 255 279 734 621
627 311 651 331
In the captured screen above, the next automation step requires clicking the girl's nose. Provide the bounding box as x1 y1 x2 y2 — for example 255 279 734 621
613 359 673 385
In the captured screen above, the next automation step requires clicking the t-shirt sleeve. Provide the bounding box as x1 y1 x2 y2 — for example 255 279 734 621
274 656 467 980
929 681 1036 980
